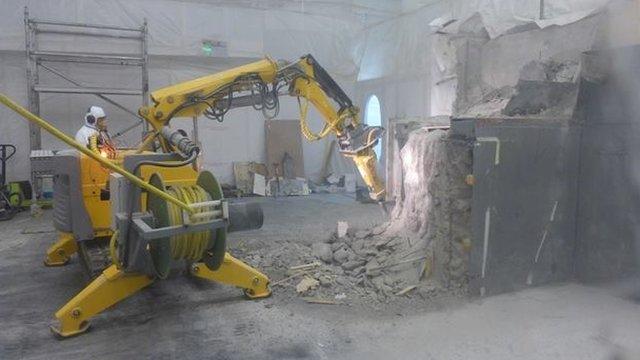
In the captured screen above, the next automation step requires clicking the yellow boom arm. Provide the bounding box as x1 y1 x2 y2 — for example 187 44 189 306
138 55 385 200
139 58 279 131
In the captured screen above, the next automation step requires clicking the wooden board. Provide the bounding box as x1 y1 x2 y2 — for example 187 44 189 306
265 120 305 178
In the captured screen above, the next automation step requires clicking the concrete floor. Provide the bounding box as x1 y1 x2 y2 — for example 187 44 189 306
1 194 640 359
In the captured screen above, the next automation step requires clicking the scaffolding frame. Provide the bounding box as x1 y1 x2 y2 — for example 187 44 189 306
24 6 149 151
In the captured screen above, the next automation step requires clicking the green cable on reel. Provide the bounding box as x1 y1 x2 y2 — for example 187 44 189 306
146 171 227 279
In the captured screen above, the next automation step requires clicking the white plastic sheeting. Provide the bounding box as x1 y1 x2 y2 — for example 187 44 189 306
462 0 609 38
0 0 365 183
0 0 368 62
356 0 611 82
429 33 457 116
352 0 613 130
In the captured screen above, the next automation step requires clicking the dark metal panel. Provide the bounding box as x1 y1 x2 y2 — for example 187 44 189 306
468 120 580 295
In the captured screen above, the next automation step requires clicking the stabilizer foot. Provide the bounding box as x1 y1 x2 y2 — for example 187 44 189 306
52 265 153 338
50 320 90 338
44 232 78 267
190 252 271 299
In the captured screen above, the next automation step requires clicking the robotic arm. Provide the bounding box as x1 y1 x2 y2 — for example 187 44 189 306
138 54 385 201
285 55 385 201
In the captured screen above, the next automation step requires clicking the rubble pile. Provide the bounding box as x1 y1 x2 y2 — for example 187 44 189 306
306 129 472 303
236 129 473 307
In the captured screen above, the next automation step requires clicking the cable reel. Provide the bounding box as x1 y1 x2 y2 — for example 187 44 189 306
146 170 227 279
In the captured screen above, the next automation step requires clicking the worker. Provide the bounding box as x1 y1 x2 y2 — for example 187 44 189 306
75 106 108 147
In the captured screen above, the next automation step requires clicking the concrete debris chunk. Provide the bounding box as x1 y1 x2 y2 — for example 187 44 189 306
341 259 365 271
347 252 359 262
374 236 394 249
371 223 388 236
334 293 347 300
365 258 382 277
334 277 349 286
296 276 320 294
333 247 351 264
319 275 333 287
354 230 371 239
312 243 333 263
331 242 346 252
364 249 379 257
352 239 365 252
336 221 349 238
322 234 336 244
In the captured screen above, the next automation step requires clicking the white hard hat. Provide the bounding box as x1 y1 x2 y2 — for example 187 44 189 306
85 106 106 126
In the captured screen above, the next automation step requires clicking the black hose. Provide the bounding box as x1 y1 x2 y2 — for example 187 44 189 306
132 150 199 177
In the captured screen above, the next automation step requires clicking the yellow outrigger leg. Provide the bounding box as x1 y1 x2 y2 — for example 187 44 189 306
44 232 78 266
190 253 271 299
51 265 154 338
51 252 270 338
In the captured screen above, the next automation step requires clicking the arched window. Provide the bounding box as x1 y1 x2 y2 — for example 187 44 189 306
364 95 382 160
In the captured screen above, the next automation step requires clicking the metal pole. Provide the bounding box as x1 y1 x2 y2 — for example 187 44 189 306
0 94 194 213
539 0 545 19
141 19 150 136
35 29 143 40
31 57 143 66
33 86 142 95
33 50 144 62
24 7 41 151
192 116 199 145
29 19 142 32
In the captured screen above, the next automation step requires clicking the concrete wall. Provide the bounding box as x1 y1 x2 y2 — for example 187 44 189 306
574 46 640 281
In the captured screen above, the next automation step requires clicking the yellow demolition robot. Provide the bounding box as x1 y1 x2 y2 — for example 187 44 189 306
0 54 385 338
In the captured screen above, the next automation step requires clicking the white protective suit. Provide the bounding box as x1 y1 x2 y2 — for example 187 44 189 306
75 106 105 146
